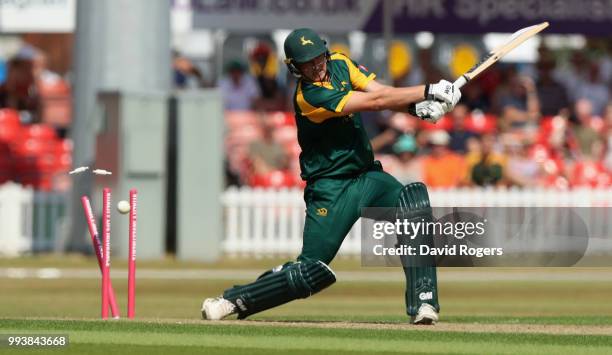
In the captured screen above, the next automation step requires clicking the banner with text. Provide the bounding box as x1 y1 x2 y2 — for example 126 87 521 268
190 0 612 35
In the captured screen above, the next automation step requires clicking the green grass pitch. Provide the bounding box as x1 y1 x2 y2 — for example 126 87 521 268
1 256 611 354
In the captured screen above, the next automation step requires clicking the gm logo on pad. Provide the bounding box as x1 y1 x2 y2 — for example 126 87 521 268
419 292 433 301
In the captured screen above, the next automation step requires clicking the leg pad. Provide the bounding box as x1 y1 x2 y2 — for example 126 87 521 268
223 259 336 319
396 182 440 316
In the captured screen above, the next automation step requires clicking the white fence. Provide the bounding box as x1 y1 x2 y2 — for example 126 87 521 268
0 183 33 256
2 184 612 256
0 183 66 256
222 186 612 256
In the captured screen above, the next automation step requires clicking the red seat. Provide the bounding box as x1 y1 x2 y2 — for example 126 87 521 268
0 141 10 155
37 175 53 191
464 114 497 134
419 116 453 131
225 111 259 129
273 126 297 146
0 109 21 127
22 124 57 140
38 79 70 96
56 139 73 154
250 170 297 188
35 154 59 173
55 154 72 172
267 111 296 127
0 125 21 143
571 161 611 188
12 139 49 157
0 155 13 174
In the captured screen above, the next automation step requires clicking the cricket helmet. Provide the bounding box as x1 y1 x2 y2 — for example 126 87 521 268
283 28 329 78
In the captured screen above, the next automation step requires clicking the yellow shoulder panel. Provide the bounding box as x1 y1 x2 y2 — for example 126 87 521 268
296 82 349 124
330 53 376 91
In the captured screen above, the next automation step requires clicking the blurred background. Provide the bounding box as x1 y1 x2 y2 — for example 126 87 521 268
1 0 611 261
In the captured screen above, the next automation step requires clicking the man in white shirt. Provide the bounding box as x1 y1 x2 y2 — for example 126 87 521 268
218 59 260 110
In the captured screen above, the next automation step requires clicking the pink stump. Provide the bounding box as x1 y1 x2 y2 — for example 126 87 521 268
81 196 120 319
101 188 111 319
128 189 138 319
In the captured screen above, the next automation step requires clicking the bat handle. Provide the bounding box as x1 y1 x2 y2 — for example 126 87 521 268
454 76 468 89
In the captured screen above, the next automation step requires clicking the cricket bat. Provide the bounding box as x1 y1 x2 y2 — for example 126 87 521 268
454 22 549 89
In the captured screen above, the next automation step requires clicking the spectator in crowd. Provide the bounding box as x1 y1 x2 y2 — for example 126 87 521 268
248 118 288 180
505 138 540 187
448 103 478 153
599 41 612 86
573 62 610 116
173 50 206 89
555 50 589 97
30 48 71 134
0 56 39 120
0 59 6 86
398 48 423 86
391 134 423 185
536 53 570 117
530 135 571 189
249 42 285 111
421 130 466 188
571 98 602 157
218 59 260 110
602 103 612 172
605 102 612 127
494 69 541 131
570 138 611 187
215 35 612 191
417 48 445 83
370 112 416 154
465 134 507 186
32 50 61 87
461 77 491 111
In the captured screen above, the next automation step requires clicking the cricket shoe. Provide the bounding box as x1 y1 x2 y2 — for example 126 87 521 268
201 297 236 320
411 303 438 325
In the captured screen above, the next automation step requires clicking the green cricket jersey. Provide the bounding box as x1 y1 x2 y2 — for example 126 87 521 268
293 53 377 181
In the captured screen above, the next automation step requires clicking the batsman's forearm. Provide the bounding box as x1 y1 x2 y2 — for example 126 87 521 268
344 83 427 114
369 85 425 111
389 86 427 113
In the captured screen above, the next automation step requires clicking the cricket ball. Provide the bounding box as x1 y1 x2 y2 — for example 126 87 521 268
117 200 131 214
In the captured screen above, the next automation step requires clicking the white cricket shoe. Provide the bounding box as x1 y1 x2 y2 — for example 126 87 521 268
201 297 236 320
411 303 439 325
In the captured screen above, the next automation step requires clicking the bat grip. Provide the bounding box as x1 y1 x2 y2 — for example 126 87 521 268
454 76 468 89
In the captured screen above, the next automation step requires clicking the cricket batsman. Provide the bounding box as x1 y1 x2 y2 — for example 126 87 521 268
202 28 461 324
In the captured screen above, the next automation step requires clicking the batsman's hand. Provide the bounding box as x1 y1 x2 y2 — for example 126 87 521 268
425 79 462 107
409 100 447 123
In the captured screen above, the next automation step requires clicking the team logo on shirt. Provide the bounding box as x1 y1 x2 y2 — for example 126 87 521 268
300 36 314 46
316 208 328 217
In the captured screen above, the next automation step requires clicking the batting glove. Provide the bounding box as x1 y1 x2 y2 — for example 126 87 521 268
409 100 447 123
424 79 461 107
